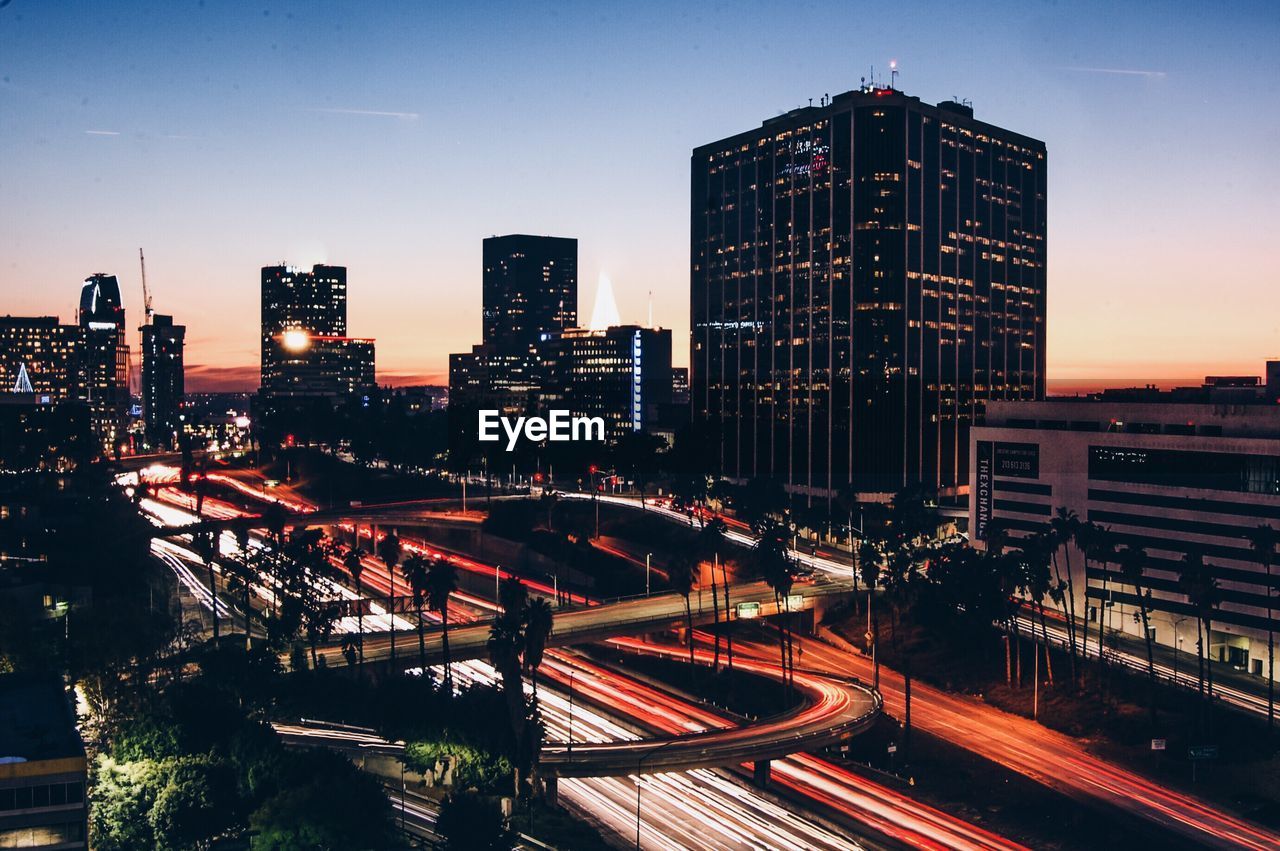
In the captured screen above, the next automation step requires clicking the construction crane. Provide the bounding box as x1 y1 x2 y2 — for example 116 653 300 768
139 247 153 325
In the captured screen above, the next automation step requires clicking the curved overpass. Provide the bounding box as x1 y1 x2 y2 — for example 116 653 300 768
541 637 880 776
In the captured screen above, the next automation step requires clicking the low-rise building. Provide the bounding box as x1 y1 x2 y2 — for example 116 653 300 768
970 395 1280 682
0 674 87 850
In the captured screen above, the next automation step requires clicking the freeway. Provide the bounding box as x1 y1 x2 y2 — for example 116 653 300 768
137 470 1035 848
314 577 849 669
278 659 876 851
558 489 1280 849
760 629 1280 851
540 637 879 776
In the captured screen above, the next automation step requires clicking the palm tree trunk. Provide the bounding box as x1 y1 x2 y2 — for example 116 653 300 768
1038 604 1054 685
1049 550 1077 681
416 600 426 672
1138 602 1157 725
442 602 452 691
711 564 721 672
207 562 220 642
684 595 695 675
1059 545 1082 681
388 581 396 663
722 558 733 672
356 576 364 675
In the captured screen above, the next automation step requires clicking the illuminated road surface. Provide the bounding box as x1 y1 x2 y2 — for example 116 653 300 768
278 658 870 851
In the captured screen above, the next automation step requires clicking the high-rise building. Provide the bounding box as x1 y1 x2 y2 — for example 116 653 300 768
692 85 1047 499
541 325 673 442
482 235 577 349
140 315 185 449
0 317 81 402
77 275 130 452
450 235 578 415
258 265 374 399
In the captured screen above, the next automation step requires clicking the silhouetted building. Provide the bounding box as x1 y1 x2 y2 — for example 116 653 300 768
140 315 186 449
972 397 1280 683
482 235 577 349
1267 360 1280 405
541 325 673 442
77 275 130 453
0 673 87 850
259 264 374 399
450 235 578 415
692 86 1047 499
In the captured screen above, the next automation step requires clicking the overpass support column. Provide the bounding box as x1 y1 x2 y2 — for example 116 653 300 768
545 772 558 807
752 759 771 787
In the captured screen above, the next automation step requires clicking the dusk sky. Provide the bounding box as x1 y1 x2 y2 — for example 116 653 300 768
2 1 1277 391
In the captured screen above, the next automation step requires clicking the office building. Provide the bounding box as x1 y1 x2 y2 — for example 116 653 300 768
542 325 673 442
140 315 186 449
692 85 1047 499
259 264 375 399
450 235 578 415
482 235 577 349
0 318 80 402
0 674 87 850
970 395 1280 683
77 275 131 452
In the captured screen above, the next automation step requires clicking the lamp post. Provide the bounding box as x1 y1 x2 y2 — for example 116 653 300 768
646 553 652 597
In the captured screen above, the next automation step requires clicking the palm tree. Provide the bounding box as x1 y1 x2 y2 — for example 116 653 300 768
1050 507 1082 681
1117 543 1158 725
1248 523 1278 733
377 532 402 663
196 530 220 643
343 547 368 674
700 516 733 671
1178 550 1222 721
1085 524 1116 699
524 598 554 709
402 554 430 674
426 557 460 689
699 517 727 671
668 552 698 674
489 577 531 797
540 489 559 533
755 516 797 697
1023 534 1056 687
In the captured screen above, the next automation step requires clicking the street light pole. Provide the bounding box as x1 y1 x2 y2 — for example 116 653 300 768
646 553 652 597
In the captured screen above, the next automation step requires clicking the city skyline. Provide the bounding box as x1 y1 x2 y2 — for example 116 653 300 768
3 1 1278 392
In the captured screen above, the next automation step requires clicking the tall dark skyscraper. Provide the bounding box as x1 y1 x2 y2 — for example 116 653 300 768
141 314 185 449
450 235 578 416
259 264 374 399
78 274 131 452
691 85 1047 498
481 235 577 348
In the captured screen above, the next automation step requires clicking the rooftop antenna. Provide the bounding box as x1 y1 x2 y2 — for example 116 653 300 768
647 290 653 329
890 60 898 90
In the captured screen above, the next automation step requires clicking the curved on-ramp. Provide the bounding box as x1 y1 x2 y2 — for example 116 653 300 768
541 636 881 777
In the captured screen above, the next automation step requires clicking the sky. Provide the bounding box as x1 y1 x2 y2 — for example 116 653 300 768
1 0 1278 392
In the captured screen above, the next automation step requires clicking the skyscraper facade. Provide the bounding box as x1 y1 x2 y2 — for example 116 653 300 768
140 314 185 449
259 264 374 399
450 235 578 415
691 85 1047 499
78 274 130 452
541 325 673 442
481 235 577 349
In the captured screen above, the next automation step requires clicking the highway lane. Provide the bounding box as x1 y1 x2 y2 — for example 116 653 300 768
743 629 1280 851
540 637 879 775
280 658 872 851
546 646 1028 851
135 470 1030 849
